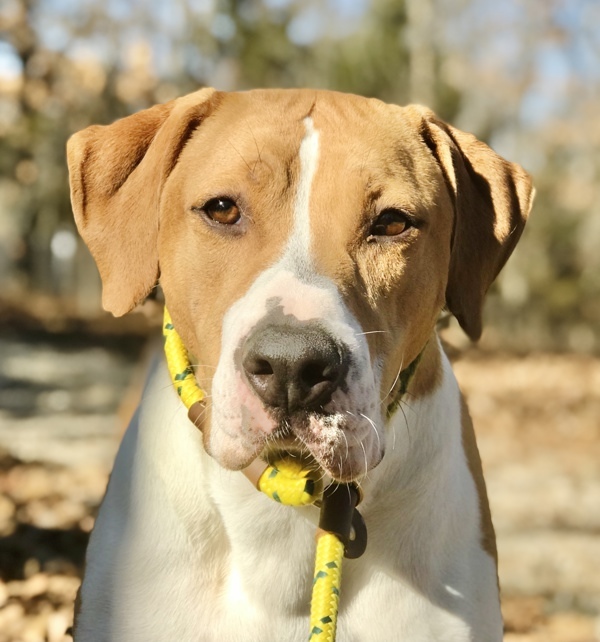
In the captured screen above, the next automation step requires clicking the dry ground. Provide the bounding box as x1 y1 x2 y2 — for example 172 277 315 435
0 343 598 641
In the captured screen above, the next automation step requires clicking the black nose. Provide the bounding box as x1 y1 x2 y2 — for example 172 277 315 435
242 325 348 413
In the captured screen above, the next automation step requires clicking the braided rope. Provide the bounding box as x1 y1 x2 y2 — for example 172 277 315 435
163 309 205 409
309 532 345 641
162 308 344 641
257 457 323 506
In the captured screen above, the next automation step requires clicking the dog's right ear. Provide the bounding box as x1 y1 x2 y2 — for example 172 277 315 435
67 87 218 316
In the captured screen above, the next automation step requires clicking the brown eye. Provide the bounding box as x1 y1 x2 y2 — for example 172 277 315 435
202 198 241 225
369 209 412 238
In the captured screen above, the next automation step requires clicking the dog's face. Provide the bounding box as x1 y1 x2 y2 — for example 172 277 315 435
68 89 533 481
159 92 454 479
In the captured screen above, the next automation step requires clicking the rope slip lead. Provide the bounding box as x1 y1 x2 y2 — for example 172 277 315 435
163 308 416 642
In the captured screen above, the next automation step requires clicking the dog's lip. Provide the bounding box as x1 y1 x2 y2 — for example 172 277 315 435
261 422 360 484
260 423 331 473
261 435 313 466
262 443 318 469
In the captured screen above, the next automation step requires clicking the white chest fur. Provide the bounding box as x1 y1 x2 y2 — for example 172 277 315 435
75 344 501 642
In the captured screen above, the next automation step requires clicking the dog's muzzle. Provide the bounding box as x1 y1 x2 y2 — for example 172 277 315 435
241 323 349 414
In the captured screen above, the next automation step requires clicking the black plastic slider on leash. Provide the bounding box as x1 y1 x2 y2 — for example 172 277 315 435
319 483 367 559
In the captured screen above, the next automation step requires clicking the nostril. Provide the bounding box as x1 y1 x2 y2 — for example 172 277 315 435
245 358 274 377
241 324 348 411
243 356 277 402
300 360 338 388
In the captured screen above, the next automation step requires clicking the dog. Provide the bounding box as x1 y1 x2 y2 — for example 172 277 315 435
67 88 534 641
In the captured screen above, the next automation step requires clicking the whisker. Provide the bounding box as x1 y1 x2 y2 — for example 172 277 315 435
387 367 403 399
190 403 211 424
359 412 376 430
346 458 353 485
358 140 376 175
246 123 263 174
354 477 364 494
399 396 416 414
398 403 411 445
323 476 337 495
315 466 329 486
359 412 381 455
155 381 213 400
227 138 254 175
382 354 405 404
344 479 353 505
340 429 350 460
359 439 368 480
355 330 389 337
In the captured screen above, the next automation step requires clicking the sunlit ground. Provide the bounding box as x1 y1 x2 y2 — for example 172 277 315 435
0 334 599 642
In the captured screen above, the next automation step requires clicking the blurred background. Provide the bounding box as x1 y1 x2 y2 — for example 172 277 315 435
0 0 598 640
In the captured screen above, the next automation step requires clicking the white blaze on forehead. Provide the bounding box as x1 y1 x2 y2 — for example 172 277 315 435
208 114 386 475
283 116 320 272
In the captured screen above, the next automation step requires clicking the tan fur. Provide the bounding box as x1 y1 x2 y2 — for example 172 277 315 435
68 86 534 458
157 90 315 361
300 98 452 395
405 338 443 401
67 88 219 316
412 106 535 340
67 85 532 561
67 86 534 441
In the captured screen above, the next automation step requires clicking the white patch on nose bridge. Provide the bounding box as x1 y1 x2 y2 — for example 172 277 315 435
284 116 320 272
209 115 385 474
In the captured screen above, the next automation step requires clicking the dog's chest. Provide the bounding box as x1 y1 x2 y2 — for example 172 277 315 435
78 357 501 641
163 369 493 641
150 531 479 642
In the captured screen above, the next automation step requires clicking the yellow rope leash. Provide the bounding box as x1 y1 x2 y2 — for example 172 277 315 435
163 308 359 642
256 456 323 506
163 309 205 409
309 532 345 641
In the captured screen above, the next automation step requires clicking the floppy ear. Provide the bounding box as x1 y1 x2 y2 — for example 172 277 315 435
67 87 218 316
414 106 535 341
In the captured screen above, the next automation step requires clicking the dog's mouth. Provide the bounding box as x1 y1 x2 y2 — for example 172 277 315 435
261 417 321 473
261 439 321 475
260 411 376 483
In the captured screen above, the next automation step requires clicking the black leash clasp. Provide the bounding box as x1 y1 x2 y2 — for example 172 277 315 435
318 483 367 559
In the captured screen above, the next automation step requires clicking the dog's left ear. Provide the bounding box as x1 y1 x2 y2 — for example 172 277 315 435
413 106 535 341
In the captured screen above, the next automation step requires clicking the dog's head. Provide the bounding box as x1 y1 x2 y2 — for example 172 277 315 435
68 89 533 481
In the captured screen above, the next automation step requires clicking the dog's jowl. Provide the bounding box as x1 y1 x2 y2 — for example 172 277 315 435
68 89 534 641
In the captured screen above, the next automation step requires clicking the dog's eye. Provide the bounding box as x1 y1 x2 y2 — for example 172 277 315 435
369 209 413 238
202 198 241 225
